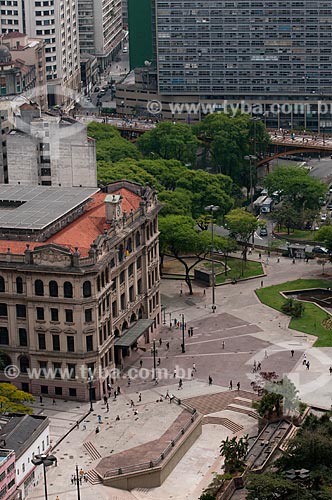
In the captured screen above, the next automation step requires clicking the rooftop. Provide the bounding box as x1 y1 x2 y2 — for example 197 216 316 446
0 186 142 256
0 414 48 457
0 185 99 231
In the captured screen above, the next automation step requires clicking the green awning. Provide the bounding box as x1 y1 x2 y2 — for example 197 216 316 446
114 319 154 348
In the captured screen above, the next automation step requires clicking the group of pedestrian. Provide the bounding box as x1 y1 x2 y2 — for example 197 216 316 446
252 361 262 373
302 354 310 370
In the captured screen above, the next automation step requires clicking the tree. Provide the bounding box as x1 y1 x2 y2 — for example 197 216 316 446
315 226 332 252
220 435 249 473
87 122 140 162
159 215 225 294
224 208 258 272
317 258 329 275
264 165 326 211
246 473 298 500
194 112 270 188
281 298 305 318
274 202 304 235
137 121 200 165
0 383 34 415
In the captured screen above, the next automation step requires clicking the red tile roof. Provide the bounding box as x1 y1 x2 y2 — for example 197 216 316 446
0 189 142 257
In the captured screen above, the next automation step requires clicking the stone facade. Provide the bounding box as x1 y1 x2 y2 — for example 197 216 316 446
0 181 161 401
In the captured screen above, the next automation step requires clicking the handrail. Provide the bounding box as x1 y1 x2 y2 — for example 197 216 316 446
103 403 198 479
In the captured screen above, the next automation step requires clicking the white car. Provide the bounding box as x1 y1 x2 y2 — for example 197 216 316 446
321 213 327 222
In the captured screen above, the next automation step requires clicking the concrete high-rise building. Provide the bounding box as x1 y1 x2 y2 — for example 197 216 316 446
121 0 332 130
0 0 81 100
77 0 123 70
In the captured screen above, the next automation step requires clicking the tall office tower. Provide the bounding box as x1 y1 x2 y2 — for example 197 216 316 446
123 0 332 129
0 0 81 101
77 0 123 70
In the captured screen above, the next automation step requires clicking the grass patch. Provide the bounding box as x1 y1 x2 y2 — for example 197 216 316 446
275 227 315 241
256 279 332 347
216 258 263 284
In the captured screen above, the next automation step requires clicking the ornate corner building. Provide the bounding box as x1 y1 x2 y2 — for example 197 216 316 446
0 181 161 401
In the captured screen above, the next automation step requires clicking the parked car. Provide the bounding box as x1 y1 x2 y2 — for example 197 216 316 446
327 202 332 210
312 246 330 255
94 86 100 92
321 213 328 222
259 227 268 236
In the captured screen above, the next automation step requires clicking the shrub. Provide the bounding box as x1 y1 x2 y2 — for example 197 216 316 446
281 298 305 318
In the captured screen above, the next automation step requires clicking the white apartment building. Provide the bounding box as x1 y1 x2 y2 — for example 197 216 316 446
0 0 81 102
78 0 123 70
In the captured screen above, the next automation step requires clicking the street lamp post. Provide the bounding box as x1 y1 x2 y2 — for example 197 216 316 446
75 465 81 500
31 454 57 500
169 312 172 328
181 314 185 353
88 371 93 412
205 205 220 313
151 339 157 379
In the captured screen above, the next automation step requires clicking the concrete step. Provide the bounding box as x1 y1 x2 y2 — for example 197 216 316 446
203 415 244 433
226 405 259 420
86 469 102 485
83 440 102 460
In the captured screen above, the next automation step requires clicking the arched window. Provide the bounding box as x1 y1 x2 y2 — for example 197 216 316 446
135 231 141 248
19 356 30 374
130 313 137 324
83 281 91 298
16 277 23 294
0 276 5 293
64 281 73 298
35 280 44 296
49 281 58 297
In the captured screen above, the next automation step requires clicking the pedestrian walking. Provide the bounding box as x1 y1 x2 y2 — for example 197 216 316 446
117 386 121 394
178 378 183 390
191 370 194 378
257 362 261 371
82 422 87 431
106 403 109 412
127 377 131 387
166 342 170 350
258 252 261 259
157 357 161 366
154 377 159 385
192 362 196 372
208 375 213 385
97 415 102 424
39 395 43 404
130 399 135 407
291 349 294 357
203 289 206 296
52 398 56 405
222 341 225 349
292 257 296 264
165 390 170 399
303 353 307 365
264 350 268 358
139 359 143 368
277 257 280 263
56 496 60 500
229 380 233 390
103 395 107 404
261 280 264 288
138 393 142 402
306 361 310 370
173 368 177 378
253 360 257 372
329 366 332 375
159 338 162 347
115 415 120 421
237 382 240 391
169 393 175 403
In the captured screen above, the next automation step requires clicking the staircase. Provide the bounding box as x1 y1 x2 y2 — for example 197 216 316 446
225 404 259 420
83 441 102 460
86 468 102 485
203 416 244 433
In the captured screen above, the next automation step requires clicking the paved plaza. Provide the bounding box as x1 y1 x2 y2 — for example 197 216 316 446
27 253 332 500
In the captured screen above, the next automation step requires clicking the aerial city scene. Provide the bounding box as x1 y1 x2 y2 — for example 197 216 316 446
1 1 332 499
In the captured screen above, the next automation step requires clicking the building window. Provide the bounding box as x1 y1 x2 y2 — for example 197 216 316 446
38 334 46 350
64 281 73 298
35 279 44 296
19 328 27 347
128 263 134 277
16 304 26 318
67 364 76 379
49 280 58 297
41 385 48 394
0 276 5 292
129 286 134 303
120 293 125 310
52 335 60 351
54 387 62 395
69 388 77 397
135 231 141 248
53 362 61 378
83 280 91 298
97 276 101 292
36 307 44 321
16 277 23 294
84 308 92 323
137 256 142 269
137 279 142 294
67 336 74 352
7 479 15 490
112 301 117 318
86 335 93 352
65 309 73 323
0 327 8 345
0 303 7 317
50 308 58 322
120 270 125 284
19 356 29 373
39 361 47 377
